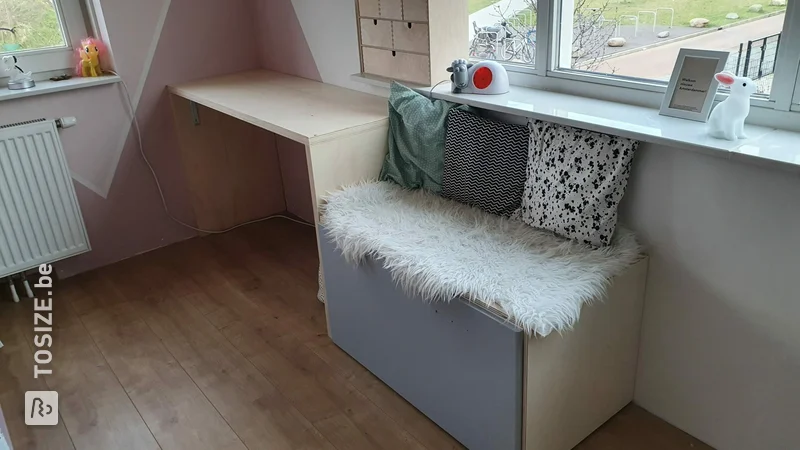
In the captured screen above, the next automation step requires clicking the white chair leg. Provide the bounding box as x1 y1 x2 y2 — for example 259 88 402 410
23 277 34 298
9 280 19 303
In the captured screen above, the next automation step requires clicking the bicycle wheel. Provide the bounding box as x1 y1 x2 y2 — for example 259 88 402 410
483 43 498 60
473 39 497 60
470 42 479 58
471 36 496 59
522 42 535 64
501 38 518 61
469 38 481 57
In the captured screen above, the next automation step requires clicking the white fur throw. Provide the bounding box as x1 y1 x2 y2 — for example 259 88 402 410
321 182 641 337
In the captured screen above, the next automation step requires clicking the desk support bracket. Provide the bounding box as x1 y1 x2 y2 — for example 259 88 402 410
189 101 200 126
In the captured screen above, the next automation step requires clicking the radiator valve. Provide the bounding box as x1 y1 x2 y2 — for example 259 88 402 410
56 117 77 129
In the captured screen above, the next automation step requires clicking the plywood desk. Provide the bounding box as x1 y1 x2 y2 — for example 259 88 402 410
170 70 389 331
169 70 389 230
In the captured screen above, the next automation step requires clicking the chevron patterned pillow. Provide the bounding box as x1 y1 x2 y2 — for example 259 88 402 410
441 109 530 217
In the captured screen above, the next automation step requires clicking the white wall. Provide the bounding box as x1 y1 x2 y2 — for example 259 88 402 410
620 143 800 450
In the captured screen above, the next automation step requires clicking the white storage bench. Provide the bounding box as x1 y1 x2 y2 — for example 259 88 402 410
320 182 648 450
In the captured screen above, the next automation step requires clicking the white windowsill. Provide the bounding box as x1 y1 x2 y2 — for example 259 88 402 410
0 75 121 103
427 84 800 175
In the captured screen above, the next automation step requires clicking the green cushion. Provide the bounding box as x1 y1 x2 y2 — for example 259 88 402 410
379 83 470 193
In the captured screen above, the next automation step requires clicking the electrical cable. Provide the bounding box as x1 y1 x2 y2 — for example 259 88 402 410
106 70 315 233
429 79 450 97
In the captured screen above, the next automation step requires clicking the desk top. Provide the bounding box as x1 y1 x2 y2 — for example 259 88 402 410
170 70 389 145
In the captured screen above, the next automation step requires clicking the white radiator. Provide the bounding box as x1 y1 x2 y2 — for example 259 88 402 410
0 119 90 278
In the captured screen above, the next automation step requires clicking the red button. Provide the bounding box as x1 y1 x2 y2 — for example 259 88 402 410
473 67 493 90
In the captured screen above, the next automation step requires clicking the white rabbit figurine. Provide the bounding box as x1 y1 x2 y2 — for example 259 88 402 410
707 72 757 141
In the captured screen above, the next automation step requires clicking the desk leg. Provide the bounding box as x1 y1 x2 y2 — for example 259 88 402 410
304 123 389 335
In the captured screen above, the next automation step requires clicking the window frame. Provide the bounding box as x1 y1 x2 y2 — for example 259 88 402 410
0 0 89 75
778 2 800 107
488 0 800 122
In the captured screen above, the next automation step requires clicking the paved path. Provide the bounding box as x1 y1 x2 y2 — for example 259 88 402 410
469 0 531 39
604 26 699 57
597 13 786 80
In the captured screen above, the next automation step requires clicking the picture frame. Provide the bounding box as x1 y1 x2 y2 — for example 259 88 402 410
660 48 730 122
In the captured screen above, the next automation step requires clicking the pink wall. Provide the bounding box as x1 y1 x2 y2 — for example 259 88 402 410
2 0 348 278
3 0 261 277
252 0 321 82
253 0 386 96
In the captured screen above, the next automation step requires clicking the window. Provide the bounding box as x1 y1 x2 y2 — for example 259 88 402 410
0 0 89 75
555 0 789 97
468 0 800 114
469 1 538 65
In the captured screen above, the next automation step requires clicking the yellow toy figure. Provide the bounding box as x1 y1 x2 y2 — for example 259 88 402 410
77 37 104 77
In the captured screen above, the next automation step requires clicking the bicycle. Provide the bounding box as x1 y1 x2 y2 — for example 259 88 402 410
470 20 507 60
502 27 536 64
470 39 498 60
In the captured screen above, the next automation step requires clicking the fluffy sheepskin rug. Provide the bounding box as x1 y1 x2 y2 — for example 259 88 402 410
321 181 641 337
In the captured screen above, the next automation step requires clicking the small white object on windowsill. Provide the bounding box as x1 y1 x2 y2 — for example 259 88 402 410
707 72 758 141
2 55 35 90
448 60 510 95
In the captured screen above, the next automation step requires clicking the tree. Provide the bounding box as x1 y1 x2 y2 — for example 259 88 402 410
568 0 617 72
0 0 63 50
480 0 616 72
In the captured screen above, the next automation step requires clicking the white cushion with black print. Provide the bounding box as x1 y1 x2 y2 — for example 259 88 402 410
520 120 638 247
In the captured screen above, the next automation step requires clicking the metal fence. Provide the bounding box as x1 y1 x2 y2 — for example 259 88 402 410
725 32 781 93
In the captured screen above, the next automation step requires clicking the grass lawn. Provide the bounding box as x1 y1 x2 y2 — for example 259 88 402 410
0 0 64 50
471 0 787 29
583 0 788 28
469 0 502 14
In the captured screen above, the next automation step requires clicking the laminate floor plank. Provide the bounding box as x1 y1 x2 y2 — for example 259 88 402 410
222 317 427 450
575 404 714 450
78 300 246 450
0 303 76 450
160 238 277 329
209 229 327 336
134 292 337 450
158 238 421 450
31 281 161 450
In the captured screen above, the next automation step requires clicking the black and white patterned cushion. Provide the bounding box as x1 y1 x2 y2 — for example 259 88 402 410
441 110 529 216
521 120 638 247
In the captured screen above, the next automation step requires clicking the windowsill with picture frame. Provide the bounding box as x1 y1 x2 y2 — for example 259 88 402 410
424 81 800 174
350 65 800 173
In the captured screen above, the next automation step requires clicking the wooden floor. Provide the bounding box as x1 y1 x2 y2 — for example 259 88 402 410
0 219 713 450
